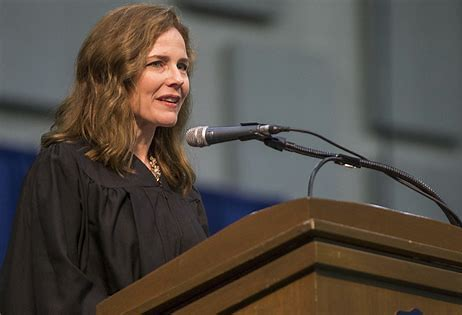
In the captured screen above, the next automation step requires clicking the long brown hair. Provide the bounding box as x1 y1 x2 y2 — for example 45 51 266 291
42 4 196 195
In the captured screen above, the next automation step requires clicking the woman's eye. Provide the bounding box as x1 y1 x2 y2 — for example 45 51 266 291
178 63 189 71
147 60 163 68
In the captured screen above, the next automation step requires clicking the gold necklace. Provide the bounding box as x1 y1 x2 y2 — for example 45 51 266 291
148 155 161 182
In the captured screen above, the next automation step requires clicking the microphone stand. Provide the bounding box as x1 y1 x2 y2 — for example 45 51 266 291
257 135 462 228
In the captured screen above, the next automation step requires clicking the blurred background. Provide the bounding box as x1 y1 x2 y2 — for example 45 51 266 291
1 0 462 265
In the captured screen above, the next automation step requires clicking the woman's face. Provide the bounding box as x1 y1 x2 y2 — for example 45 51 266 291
130 27 190 134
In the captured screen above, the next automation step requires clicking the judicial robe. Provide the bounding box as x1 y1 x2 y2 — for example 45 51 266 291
0 141 208 314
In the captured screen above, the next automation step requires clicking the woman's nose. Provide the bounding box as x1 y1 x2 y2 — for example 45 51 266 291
166 66 185 88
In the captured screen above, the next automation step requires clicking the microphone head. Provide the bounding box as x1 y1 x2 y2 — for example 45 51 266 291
186 126 208 147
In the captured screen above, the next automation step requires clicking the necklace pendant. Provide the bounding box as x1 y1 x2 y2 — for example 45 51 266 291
148 155 161 182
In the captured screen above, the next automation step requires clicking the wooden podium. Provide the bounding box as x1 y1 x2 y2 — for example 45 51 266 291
96 198 462 314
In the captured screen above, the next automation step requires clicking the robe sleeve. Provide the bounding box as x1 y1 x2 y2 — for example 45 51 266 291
0 143 105 315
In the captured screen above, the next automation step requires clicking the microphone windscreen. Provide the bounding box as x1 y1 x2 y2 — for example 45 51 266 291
185 126 208 147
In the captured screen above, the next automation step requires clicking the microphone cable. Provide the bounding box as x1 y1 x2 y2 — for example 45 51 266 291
287 127 367 160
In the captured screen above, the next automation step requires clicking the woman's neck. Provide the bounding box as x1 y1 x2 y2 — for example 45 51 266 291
133 126 156 164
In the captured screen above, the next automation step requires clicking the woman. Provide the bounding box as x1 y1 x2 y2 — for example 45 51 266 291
0 4 208 314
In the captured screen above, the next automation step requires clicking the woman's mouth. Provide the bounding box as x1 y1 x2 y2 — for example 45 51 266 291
157 94 180 105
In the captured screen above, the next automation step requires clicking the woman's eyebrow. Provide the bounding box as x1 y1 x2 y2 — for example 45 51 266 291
146 54 169 60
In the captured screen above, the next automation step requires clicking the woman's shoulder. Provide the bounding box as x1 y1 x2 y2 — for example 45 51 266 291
40 140 155 189
39 140 88 159
37 140 119 187
35 140 89 172
33 141 81 168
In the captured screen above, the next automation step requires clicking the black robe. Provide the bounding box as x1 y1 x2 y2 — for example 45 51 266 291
0 141 208 314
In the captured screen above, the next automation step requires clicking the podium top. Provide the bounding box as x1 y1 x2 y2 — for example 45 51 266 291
97 197 462 314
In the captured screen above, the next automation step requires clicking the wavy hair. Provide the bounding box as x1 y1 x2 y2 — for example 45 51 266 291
41 3 196 195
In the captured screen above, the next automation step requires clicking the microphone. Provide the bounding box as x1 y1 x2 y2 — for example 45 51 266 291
186 123 289 147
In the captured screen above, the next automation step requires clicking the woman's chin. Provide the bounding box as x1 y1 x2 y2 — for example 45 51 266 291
156 118 178 128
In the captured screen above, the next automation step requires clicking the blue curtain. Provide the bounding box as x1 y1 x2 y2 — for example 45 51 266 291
200 187 279 235
0 147 36 266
